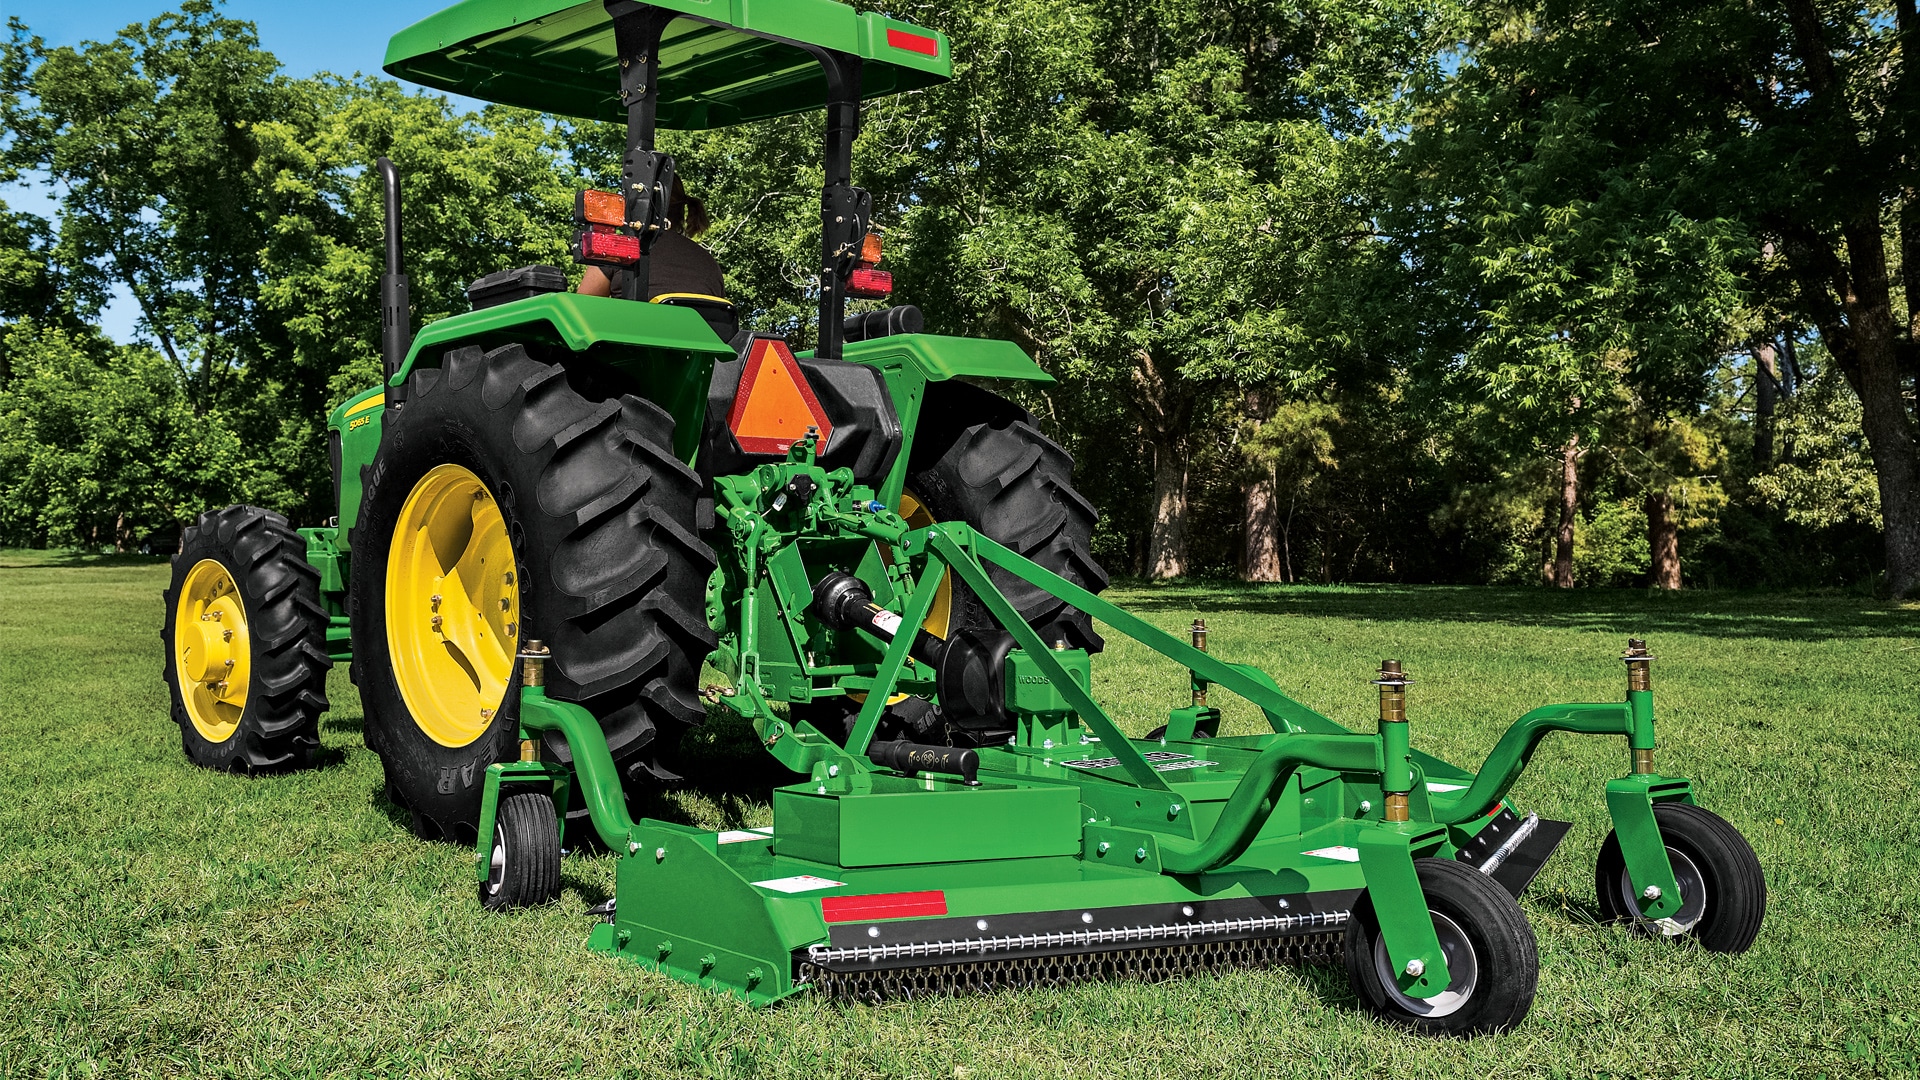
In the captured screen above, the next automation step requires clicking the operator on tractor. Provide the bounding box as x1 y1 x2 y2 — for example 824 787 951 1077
577 175 725 302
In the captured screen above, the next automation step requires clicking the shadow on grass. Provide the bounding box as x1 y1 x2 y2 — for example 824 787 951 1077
1112 582 1909 641
0 548 170 569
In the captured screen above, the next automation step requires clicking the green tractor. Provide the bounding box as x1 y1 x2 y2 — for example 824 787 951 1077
160 0 1764 1035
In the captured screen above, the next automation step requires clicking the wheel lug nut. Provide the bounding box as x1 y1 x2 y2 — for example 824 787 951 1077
1642 885 1663 901
431 615 443 630
222 629 233 642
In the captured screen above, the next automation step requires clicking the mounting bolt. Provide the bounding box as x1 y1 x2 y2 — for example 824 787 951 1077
1097 841 1110 854
1404 958 1425 978
1642 884 1663 901
1135 847 1148 862
1359 800 1372 814
1043 738 1054 749
519 640 550 688
1168 804 1182 819
827 764 839 778
655 847 667 862
628 841 641 854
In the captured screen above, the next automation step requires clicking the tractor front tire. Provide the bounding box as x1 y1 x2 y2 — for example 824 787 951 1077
162 505 331 772
1344 857 1538 1037
351 344 716 844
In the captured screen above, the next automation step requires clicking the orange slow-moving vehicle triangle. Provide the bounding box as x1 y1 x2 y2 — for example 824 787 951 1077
728 338 834 454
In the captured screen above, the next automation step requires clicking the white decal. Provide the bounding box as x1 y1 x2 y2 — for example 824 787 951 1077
1302 846 1361 863
752 874 845 894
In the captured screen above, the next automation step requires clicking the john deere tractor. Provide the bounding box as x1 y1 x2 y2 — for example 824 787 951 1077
161 0 1763 1035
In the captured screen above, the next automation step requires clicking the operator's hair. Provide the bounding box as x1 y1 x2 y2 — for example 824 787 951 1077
670 176 710 240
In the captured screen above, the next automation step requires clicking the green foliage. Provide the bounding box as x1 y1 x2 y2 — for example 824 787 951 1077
0 322 246 546
1573 498 1648 588
1753 368 1882 530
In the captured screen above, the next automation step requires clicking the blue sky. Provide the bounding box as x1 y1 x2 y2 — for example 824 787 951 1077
4 0 469 340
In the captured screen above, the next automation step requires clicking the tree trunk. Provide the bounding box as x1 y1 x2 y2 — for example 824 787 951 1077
1646 489 1681 589
114 512 132 554
1554 434 1580 588
1753 341 1779 467
1242 468 1281 582
1148 437 1189 579
1815 220 1920 598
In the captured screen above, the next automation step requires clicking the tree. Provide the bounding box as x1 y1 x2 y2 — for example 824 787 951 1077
0 322 247 547
889 0 1434 578
1396 3 1749 587
1420 0 1920 595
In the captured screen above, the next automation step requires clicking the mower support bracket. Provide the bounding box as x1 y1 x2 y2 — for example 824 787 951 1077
1356 823 1452 997
1603 774 1694 921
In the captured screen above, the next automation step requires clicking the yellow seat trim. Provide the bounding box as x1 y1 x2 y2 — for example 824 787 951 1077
651 292 733 307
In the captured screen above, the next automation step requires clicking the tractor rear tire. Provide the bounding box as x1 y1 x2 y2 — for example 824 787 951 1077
796 381 1108 745
162 505 330 772
351 343 716 844
1344 857 1538 1036
1594 802 1765 952
905 379 1108 652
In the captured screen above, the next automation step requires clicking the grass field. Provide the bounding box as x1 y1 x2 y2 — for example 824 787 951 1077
3 549 1917 1078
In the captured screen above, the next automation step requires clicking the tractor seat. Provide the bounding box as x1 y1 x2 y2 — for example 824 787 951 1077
653 292 738 343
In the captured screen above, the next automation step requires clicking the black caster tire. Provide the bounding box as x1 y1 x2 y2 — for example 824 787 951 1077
480 791 561 910
1345 857 1538 1036
1595 802 1765 953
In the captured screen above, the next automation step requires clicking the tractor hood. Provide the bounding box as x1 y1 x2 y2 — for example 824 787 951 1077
384 0 952 128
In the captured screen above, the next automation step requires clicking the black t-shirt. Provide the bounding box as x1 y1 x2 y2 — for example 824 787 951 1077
610 231 727 301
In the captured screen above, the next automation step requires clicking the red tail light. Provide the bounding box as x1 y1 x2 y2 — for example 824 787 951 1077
847 267 892 298
578 225 640 265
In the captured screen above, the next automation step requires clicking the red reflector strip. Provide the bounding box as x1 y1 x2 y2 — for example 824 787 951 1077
847 267 892 298
820 890 948 923
886 28 940 56
579 225 640 264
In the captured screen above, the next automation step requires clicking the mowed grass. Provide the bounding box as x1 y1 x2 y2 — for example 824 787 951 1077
3 549 1918 1078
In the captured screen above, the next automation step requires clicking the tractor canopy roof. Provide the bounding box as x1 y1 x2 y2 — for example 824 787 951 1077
385 0 952 129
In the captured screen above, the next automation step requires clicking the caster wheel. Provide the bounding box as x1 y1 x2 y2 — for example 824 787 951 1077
1345 858 1538 1036
1596 802 1764 952
480 791 562 910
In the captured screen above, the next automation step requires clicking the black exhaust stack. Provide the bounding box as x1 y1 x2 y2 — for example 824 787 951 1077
377 156 411 403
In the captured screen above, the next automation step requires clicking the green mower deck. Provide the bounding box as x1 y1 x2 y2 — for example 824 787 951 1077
468 441 1741 1035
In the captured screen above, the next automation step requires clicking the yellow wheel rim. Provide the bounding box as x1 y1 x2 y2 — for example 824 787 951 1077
897 490 952 639
387 464 520 748
173 559 251 743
